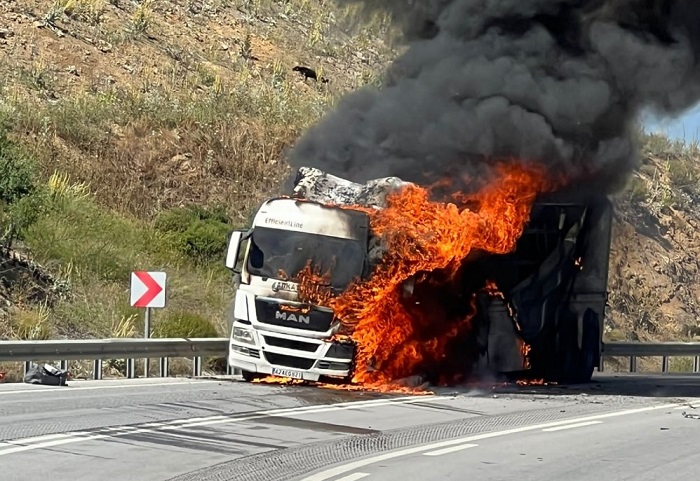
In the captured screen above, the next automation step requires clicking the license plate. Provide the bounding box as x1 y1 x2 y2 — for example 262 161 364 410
271 367 304 379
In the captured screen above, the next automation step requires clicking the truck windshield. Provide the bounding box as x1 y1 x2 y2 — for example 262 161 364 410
247 227 366 290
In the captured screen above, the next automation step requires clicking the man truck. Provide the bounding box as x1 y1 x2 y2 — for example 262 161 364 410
224 167 613 384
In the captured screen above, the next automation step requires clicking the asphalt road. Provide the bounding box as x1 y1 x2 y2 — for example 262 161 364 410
0 373 699 481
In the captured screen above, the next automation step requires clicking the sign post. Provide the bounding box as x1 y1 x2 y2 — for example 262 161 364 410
130 271 167 378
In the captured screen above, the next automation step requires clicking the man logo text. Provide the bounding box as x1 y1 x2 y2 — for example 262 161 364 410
275 311 310 324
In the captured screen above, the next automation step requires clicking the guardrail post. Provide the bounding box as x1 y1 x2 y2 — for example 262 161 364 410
662 356 669 373
60 360 68 371
93 359 102 380
126 358 135 379
695 357 700 373
193 356 202 377
629 356 637 373
23 361 31 377
159 357 169 378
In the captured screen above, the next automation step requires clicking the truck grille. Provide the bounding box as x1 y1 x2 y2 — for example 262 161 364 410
263 336 318 352
263 352 315 370
316 361 351 371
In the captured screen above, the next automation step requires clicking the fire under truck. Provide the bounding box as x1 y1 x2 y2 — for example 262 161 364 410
224 167 612 384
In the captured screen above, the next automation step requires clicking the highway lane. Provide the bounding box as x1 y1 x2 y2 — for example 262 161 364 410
297 400 700 481
0 373 699 481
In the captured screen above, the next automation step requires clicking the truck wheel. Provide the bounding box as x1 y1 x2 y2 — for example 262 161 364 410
241 370 263 382
576 309 600 383
557 309 599 384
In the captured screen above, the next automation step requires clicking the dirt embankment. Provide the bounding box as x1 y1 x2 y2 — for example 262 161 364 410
608 148 700 343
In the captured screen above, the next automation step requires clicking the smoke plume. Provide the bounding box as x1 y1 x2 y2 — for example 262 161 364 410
287 0 700 192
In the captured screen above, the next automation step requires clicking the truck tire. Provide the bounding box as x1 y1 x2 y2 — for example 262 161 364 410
241 370 263 382
576 309 600 383
557 309 599 384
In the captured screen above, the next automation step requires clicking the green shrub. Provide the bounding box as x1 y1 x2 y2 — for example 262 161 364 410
154 311 220 338
182 220 230 261
155 205 231 263
0 128 37 204
0 127 46 249
627 176 649 204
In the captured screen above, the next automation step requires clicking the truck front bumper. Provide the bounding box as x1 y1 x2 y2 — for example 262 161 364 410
228 323 354 382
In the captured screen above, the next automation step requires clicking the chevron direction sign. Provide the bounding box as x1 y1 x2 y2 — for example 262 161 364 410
130 271 166 309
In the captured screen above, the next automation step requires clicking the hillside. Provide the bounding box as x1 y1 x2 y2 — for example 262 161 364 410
0 0 396 356
607 135 700 350
1 0 700 376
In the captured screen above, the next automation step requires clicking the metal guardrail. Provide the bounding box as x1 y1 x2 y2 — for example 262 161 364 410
2 338 700 380
602 341 700 373
0 338 230 380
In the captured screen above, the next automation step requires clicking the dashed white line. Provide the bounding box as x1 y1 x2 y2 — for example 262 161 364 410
542 420 603 432
334 473 370 481
300 402 681 481
423 443 478 456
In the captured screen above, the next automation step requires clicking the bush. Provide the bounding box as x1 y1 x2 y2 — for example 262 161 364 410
0 128 37 205
0 127 46 249
182 220 230 261
155 205 231 263
626 176 649 204
11 305 52 340
667 159 695 187
154 311 220 338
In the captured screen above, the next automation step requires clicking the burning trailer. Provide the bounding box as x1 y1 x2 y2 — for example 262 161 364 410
225 165 612 388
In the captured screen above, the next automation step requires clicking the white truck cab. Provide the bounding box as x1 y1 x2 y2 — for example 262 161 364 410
225 196 370 382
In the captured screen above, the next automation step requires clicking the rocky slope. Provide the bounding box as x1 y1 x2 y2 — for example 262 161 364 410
607 137 700 344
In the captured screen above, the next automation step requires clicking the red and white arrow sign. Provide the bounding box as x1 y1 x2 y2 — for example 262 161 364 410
130 271 166 308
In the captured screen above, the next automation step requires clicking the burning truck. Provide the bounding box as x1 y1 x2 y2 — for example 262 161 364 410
225 164 612 387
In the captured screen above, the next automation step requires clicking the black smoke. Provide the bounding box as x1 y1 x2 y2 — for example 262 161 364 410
286 0 700 192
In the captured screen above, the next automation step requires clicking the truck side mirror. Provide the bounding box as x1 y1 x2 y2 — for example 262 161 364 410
225 229 250 273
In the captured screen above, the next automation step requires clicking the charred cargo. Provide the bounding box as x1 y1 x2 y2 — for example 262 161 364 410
470 194 612 383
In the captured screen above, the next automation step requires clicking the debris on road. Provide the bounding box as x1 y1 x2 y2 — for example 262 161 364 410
23 363 69 386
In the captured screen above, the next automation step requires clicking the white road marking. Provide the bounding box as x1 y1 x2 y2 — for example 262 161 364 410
299 402 681 481
423 443 478 456
334 473 370 481
0 394 436 456
542 420 603 432
0 379 220 396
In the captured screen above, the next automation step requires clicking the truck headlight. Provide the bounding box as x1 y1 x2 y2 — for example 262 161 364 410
232 326 256 345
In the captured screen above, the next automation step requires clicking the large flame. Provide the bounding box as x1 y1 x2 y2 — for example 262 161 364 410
328 162 555 386
261 162 557 391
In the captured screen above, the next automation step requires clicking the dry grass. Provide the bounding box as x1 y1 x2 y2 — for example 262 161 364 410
0 0 396 350
0 0 396 222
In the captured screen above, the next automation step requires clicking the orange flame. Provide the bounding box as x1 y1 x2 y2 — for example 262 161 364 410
324 162 556 387
273 161 559 392
294 261 335 306
482 279 504 298
252 375 306 385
